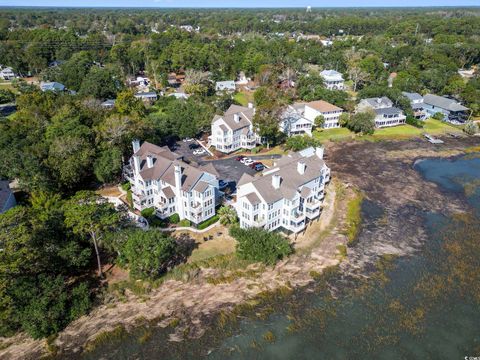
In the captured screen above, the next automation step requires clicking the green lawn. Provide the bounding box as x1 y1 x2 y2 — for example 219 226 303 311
313 118 463 143
313 127 355 142
233 91 252 107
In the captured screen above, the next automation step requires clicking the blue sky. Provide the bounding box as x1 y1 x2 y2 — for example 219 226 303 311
0 0 479 7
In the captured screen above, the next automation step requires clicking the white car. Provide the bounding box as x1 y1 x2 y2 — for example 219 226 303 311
193 149 206 155
183 138 194 142
240 157 249 164
244 158 254 166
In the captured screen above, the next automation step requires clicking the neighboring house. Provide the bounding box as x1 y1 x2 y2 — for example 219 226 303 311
402 92 427 120
279 103 313 136
124 140 220 225
167 72 185 88
135 91 158 104
304 100 344 129
423 94 470 124
101 99 115 109
320 70 345 90
168 91 189 100
320 39 333 47
0 181 16 214
458 68 475 79
40 81 65 92
236 71 249 85
215 80 236 93
210 104 259 153
357 97 406 128
235 147 330 234
0 67 15 81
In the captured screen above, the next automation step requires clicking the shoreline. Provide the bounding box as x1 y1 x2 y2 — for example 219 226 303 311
1 136 478 360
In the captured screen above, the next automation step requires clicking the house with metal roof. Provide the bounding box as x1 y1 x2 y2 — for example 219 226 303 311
215 80 236 93
320 70 345 90
134 91 158 104
210 104 260 153
0 181 16 214
124 140 220 225
234 147 330 234
423 94 470 124
40 81 66 92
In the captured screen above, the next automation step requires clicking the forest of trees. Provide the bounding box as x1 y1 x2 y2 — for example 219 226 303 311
0 7 479 341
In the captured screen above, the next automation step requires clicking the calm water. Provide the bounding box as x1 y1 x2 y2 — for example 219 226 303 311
84 155 480 360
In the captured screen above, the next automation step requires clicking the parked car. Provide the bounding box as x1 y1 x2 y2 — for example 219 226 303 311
219 180 228 190
253 163 264 171
249 161 262 169
189 143 200 150
236 156 246 161
244 158 254 166
183 138 194 142
193 149 206 155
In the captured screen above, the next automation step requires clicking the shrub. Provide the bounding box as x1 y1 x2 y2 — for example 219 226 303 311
197 215 219 230
178 219 191 227
230 226 292 265
464 121 479 135
169 213 180 224
406 115 424 128
121 182 131 191
432 112 445 121
140 207 155 219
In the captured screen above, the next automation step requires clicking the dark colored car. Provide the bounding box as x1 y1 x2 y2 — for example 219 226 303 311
253 163 264 171
236 156 246 161
189 143 200 150
249 161 262 168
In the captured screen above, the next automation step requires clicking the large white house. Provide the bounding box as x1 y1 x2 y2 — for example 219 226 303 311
279 103 313 136
0 181 16 214
210 104 260 153
304 100 344 129
357 97 406 128
320 70 345 90
124 140 220 225
235 147 330 234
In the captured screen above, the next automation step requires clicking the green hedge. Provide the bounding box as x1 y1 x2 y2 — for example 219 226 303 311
197 215 219 230
121 182 131 191
168 213 180 224
178 219 191 227
140 207 155 219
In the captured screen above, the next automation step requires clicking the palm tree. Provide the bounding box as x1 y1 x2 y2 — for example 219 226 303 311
218 205 238 226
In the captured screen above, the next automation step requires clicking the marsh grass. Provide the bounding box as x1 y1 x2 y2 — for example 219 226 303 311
84 325 128 353
343 190 364 246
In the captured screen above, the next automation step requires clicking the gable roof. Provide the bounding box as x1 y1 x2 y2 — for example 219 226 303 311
320 69 344 81
240 148 325 203
40 82 65 92
375 107 403 116
423 94 468 112
215 80 236 91
362 97 393 109
305 100 343 113
133 142 215 192
214 104 254 131
402 92 423 102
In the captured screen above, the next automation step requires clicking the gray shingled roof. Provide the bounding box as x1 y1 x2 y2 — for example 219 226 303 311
374 107 403 116
245 192 261 205
133 142 214 192
246 151 325 203
214 104 254 131
193 181 209 193
423 94 468 112
402 92 423 102
363 97 393 109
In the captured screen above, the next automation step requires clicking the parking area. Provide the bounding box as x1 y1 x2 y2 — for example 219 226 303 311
170 140 282 187
170 139 206 163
